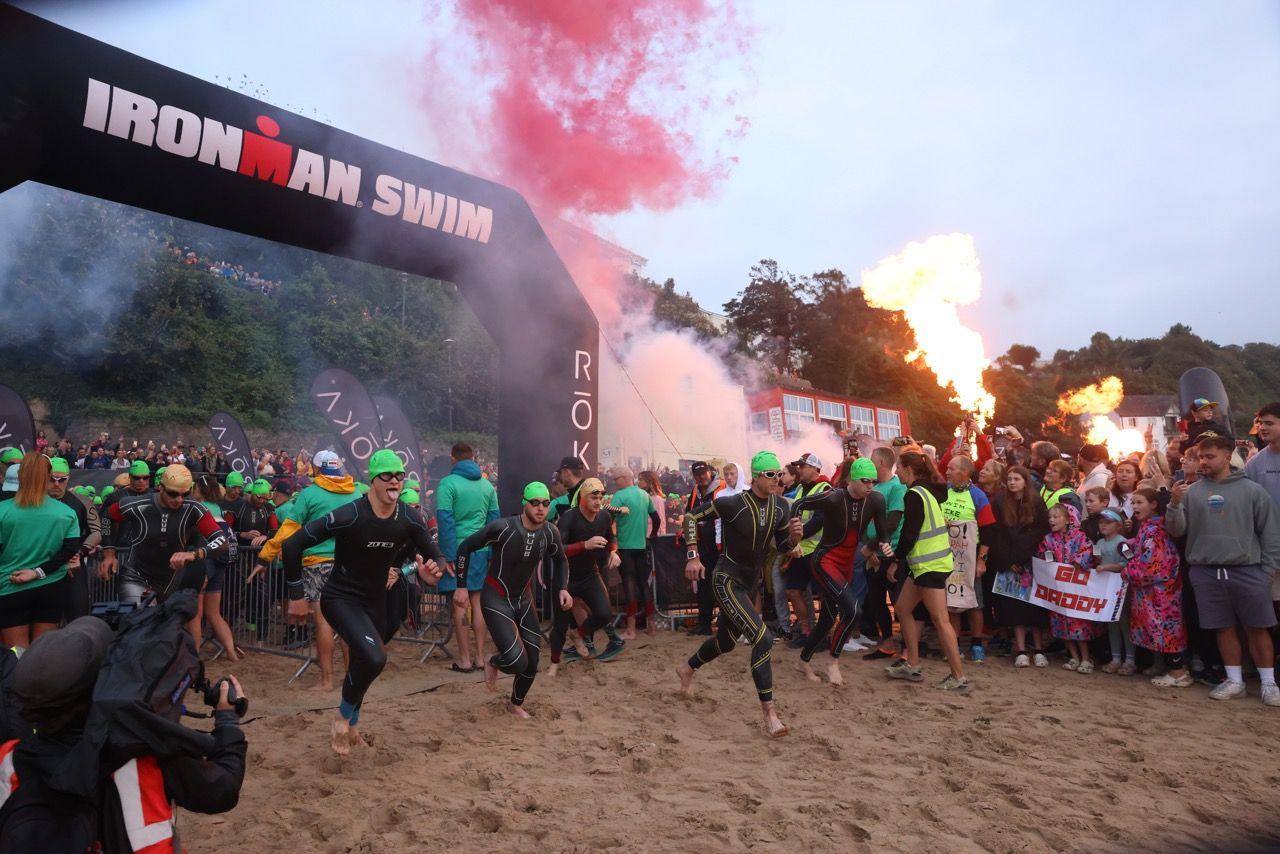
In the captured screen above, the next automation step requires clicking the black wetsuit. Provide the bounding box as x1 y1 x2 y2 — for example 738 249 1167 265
682 489 793 702
57 493 92 620
282 496 443 718
105 494 229 599
789 488 888 661
552 507 621 663
456 515 568 706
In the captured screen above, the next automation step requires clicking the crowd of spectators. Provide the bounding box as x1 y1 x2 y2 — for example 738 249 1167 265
164 241 282 295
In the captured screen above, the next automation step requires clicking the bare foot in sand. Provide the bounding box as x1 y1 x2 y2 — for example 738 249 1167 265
349 727 370 749
620 629 637 641
571 631 590 658
799 661 821 683
826 661 843 686
761 702 788 738
330 717 351 756
676 663 695 696
645 623 656 637
484 659 499 693
309 677 336 692
547 663 559 678
509 703 530 719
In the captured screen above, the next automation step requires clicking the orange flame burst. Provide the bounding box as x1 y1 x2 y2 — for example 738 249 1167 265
859 234 996 427
1055 376 1145 460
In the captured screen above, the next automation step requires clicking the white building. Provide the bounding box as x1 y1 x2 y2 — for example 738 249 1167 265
1111 395 1180 450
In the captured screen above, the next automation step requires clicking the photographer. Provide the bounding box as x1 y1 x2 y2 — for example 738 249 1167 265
0 615 248 851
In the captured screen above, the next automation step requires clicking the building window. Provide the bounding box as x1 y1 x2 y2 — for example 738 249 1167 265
749 412 769 434
876 409 902 439
783 394 815 432
849 405 875 435
817 400 845 426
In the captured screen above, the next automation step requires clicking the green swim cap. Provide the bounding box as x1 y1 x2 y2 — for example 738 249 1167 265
850 458 877 481
750 451 782 474
225 471 246 488
93 496 102 506
522 481 551 502
667 493 678 500
153 467 167 485
128 460 150 477
102 486 116 497
72 485 89 496
49 457 70 475
399 488 420 505
368 449 405 479
0 448 22 464
250 478 272 496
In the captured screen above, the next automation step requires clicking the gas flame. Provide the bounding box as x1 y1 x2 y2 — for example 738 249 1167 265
859 234 996 427
1055 376 1145 460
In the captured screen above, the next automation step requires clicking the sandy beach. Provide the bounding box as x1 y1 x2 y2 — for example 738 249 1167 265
185 631 1280 853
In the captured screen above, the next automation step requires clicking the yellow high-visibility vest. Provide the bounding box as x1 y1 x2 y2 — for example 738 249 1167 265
906 485 954 578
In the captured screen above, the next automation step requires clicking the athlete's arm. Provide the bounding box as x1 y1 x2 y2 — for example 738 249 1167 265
455 519 504 577
545 523 569 592
680 500 719 550
281 502 358 600
193 507 230 559
860 490 891 555
46 534 84 571
772 497 796 551
788 488 832 519
406 509 445 566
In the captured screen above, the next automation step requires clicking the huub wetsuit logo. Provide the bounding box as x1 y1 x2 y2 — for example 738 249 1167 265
81 78 493 244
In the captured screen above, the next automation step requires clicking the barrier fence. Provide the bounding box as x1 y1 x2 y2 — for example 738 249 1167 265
80 535 699 683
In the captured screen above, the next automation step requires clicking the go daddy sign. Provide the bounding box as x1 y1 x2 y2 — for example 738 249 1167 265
1029 557 1128 622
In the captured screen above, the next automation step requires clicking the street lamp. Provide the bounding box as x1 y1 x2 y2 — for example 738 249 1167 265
443 338 454 433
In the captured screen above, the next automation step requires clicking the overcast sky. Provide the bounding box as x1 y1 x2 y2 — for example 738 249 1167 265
17 0 1280 357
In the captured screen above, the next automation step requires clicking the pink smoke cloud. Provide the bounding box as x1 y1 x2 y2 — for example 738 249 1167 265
421 0 750 217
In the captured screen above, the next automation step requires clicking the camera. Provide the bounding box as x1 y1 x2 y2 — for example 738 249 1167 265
995 427 1007 437
90 600 139 630
196 675 248 717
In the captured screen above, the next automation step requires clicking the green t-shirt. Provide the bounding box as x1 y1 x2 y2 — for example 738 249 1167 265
869 476 907 549
0 497 79 595
612 485 652 550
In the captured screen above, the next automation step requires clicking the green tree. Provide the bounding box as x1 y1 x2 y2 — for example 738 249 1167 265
723 259 810 374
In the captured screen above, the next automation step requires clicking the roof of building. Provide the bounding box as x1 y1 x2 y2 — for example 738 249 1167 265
1114 394 1178 418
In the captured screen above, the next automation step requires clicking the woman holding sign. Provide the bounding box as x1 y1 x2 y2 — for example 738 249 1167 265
1123 487 1190 688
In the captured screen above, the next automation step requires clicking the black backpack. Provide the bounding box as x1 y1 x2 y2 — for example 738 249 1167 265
52 590 213 797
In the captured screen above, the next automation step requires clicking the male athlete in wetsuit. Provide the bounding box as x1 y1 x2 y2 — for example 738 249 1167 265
550 477 625 674
676 451 797 738
788 457 893 685
453 482 572 718
282 450 443 755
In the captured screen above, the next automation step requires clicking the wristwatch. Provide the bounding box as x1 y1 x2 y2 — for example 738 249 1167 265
686 549 698 561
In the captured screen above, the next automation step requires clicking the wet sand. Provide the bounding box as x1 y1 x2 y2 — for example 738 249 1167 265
185 631 1280 852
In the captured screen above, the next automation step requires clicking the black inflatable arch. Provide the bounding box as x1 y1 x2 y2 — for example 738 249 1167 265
0 5 598 511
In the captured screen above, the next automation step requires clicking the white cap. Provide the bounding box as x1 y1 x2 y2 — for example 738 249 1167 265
313 450 343 474
792 452 823 470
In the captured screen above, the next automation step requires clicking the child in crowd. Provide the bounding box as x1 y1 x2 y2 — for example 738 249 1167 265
1094 509 1136 675
1041 503 1099 673
1123 487 1190 688
1080 486 1110 543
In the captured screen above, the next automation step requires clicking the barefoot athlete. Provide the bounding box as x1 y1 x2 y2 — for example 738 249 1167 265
253 450 357 691
549 477 626 674
281 450 443 753
676 451 797 738
788 457 893 686
452 482 572 718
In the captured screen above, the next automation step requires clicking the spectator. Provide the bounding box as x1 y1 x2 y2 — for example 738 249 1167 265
1080 486 1111 543
1029 440 1060 487
990 465 1051 668
435 442 500 672
1110 459 1140 517
1094 509 1136 675
1186 398 1233 446
860 446 906 658
1041 503 1100 673
1166 434 1280 705
785 453 831 647
1076 444 1111 496
33 430 47 454
683 461 727 636
1041 459 1084 515
1244 402 1280 506
977 458 1006 500
1123 487 1190 688
110 448 129 470
940 455 997 663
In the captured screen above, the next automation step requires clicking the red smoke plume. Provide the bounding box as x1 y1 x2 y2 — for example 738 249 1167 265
423 0 749 217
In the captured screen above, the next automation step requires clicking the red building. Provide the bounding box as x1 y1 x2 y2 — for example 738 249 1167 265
747 385 911 444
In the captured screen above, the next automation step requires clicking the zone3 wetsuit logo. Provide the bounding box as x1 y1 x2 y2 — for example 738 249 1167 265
81 79 493 244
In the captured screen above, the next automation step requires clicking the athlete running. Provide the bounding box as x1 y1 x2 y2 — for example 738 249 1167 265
100 465 229 604
549 477 625 674
453 482 572 718
281 450 443 755
676 451 798 738
788 457 892 685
